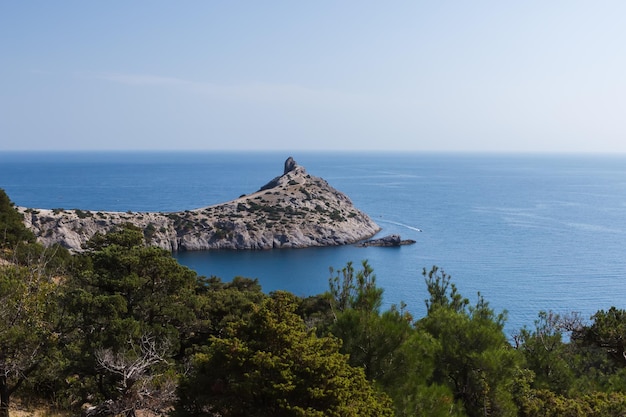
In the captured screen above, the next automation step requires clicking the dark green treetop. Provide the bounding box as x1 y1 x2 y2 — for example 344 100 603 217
177 291 394 417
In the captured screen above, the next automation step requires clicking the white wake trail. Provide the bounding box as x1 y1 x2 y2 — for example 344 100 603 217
377 219 422 232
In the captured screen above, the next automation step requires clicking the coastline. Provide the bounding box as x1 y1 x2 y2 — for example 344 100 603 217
18 157 381 252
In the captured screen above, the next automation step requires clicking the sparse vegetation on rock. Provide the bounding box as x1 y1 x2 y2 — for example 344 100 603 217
18 158 380 252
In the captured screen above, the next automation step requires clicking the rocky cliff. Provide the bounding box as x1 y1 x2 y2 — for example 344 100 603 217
18 157 381 252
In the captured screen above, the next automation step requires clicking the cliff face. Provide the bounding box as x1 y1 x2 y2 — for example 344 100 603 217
19 157 381 252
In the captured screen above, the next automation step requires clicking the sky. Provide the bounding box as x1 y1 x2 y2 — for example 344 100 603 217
2 1 626 153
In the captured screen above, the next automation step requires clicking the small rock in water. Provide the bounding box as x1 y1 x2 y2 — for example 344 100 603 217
357 234 416 247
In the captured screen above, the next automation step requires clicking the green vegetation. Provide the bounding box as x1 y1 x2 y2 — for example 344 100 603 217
73 209 93 219
143 222 157 242
3 187 626 416
178 291 393 417
0 189 35 248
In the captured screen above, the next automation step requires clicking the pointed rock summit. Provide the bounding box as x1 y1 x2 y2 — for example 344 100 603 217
259 156 306 191
19 157 381 252
284 156 298 174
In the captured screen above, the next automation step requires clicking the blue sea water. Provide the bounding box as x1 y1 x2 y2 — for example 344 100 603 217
2 151 626 336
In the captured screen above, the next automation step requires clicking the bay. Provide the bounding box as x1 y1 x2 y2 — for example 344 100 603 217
2 150 626 335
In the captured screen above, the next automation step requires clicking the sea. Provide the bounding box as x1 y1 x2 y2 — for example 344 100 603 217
2 151 626 336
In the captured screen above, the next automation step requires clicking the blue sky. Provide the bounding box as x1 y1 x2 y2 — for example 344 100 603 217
2 1 625 152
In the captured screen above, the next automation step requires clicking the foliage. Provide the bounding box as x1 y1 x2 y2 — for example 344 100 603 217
296 294 334 332
61 223 202 412
0 258 67 417
418 266 521 417
513 368 626 417
579 307 626 368
389 331 465 417
514 311 576 394
423 265 468 314
328 260 382 315
177 291 394 417
92 335 177 416
187 275 266 349
331 307 414 382
0 188 35 250
325 262 467 417
0 189 72 269
327 260 406 381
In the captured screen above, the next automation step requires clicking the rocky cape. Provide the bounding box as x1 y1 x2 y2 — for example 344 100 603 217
18 157 381 252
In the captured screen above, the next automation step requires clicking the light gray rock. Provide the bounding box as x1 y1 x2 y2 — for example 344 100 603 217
284 156 297 174
19 157 382 252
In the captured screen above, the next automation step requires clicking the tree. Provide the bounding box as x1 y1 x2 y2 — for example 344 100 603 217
418 266 521 417
579 307 626 368
328 260 383 316
327 261 409 381
177 291 394 417
331 307 413 382
514 311 575 394
0 189 76 417
70 224 200 347
512 371 626 417
326 262 468 416
423 265 468 315
0 259 65 417
189 275 266 347
88 335 176 417
63 224 201 411
381 324 466 417
0 189 35 250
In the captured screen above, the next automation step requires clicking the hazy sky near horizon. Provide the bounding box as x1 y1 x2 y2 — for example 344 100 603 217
2 2 626 153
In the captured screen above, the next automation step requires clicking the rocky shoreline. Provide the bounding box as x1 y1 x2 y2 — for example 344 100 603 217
19 157 382 252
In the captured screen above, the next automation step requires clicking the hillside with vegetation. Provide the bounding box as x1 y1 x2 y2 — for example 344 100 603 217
17 157 380 252
3 187 626 417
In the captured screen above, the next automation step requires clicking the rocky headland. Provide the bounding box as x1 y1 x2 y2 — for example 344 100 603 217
18 157 381 252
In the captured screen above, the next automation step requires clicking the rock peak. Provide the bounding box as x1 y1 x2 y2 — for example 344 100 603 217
284 156 297 174
260 156 306 191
